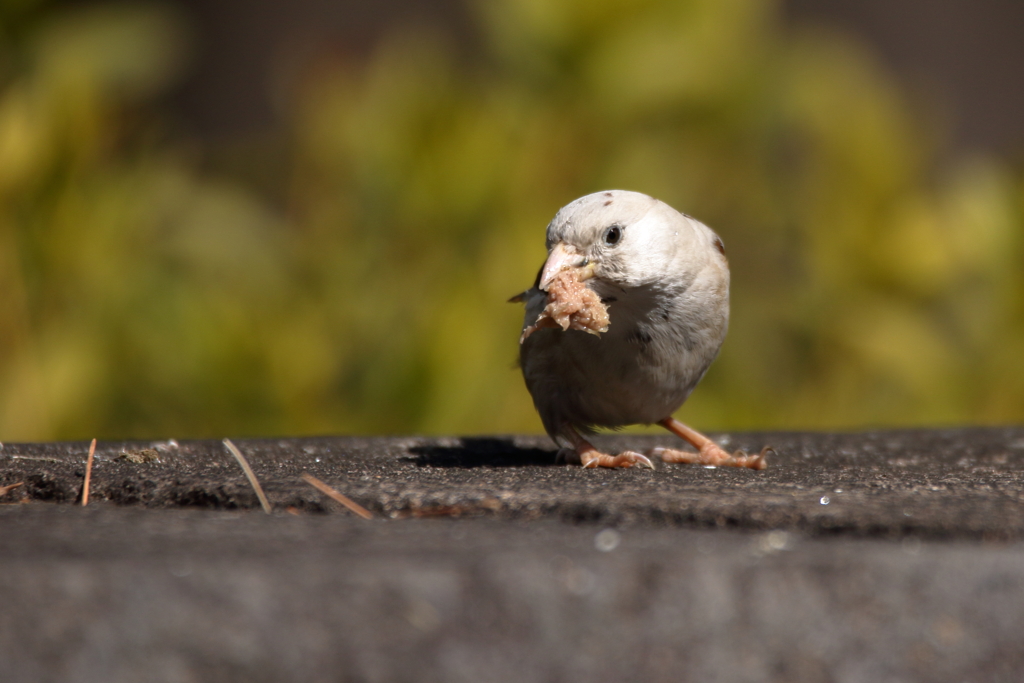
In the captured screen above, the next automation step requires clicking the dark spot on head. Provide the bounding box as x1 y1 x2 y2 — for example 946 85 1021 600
603 200 613 206
604 192 613 197
713 236 726 257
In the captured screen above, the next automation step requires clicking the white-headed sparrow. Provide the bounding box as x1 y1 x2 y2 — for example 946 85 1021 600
512 190 769 469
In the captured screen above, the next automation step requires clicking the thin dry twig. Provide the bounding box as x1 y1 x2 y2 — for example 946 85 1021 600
0 482 23 497
223 438 272 514
81 438 96 506
301 473 373 519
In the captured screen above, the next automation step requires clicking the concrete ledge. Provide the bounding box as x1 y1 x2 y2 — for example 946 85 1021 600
3 428 1024 537
2 429 1024 682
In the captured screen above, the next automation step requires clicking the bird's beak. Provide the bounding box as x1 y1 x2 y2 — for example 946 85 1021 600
539 242 595 291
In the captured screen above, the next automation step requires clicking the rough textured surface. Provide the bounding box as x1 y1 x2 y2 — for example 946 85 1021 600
4 428 1024 537
3 428 1024 682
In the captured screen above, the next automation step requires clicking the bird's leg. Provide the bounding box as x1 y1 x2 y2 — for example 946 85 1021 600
652 417 769 470
562 426 654 469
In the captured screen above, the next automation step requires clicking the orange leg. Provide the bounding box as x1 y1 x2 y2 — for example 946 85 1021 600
562 426 654 469
653 417 770 470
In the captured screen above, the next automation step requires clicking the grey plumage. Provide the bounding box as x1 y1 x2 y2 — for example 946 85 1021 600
516 190 768 469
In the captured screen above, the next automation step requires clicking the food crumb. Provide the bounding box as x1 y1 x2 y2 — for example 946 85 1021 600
521 268 610 343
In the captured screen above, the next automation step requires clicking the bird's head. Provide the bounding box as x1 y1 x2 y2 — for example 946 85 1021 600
538 190 724 293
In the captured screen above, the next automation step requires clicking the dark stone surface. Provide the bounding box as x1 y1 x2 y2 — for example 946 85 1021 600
3 428 1024 681
4 428 1024 537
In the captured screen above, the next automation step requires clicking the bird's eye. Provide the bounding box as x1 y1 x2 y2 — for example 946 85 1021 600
603 225 622 246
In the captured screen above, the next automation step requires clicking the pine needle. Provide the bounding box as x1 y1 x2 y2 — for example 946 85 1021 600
223 438 272 514
81 438 96 506
0 482 23 497
301 473 372 519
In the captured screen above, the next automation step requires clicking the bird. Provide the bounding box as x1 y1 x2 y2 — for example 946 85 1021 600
512 190 769 470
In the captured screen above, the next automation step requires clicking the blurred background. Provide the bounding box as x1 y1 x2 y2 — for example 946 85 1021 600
1 0 1023 441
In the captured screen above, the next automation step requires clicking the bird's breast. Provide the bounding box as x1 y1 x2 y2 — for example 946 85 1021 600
520 278 727 428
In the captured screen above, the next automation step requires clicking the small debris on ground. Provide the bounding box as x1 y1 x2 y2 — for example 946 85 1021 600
302 473 373 519
223 438 273 514
81 438 97 506
118 449 160 464
0 481 23 497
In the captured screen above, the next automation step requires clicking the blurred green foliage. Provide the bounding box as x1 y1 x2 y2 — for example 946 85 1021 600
1 0 1023 440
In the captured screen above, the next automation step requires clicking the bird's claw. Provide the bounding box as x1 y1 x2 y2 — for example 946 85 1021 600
621 451 655 469
728 446 772 470
579 449 655 469
653 444 772 470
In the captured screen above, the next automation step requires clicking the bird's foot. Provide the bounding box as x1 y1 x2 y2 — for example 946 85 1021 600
653 443 771 470
558 446 654 469
582 449 655 469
